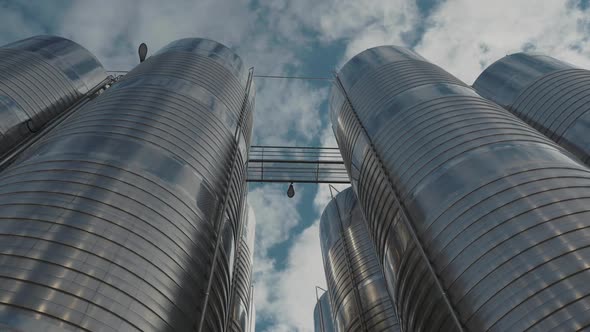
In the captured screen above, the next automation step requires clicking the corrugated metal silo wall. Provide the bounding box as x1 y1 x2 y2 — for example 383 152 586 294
330 45 590 331
319 187 400 332
0 35 108 156
473 53 590 165
314 292 335 332
0 38 253 332
228 200 255 332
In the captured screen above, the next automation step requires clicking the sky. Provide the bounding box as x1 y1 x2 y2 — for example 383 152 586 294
2 0 590 331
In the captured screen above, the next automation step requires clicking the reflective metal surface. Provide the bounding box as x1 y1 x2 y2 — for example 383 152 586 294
474 53 590 165
0 35 107 156
0 38 253 332
331 45 590 331
320 187 401 332
228 201 255 332
314 292 335 332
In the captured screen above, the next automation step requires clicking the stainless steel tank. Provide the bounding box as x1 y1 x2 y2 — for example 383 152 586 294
314 291 335 332
0 38 254 332
229 200 256 332
0 35 108 156
320 187 401 332
473 53 590 165
331 45 590 331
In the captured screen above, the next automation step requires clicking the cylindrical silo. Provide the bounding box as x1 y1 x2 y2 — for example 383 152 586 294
319 187 401 332
0 35 108 156
331 45 590 331
0 38 254 332
314 291 335 332
473 53 590 165
228 200 256 332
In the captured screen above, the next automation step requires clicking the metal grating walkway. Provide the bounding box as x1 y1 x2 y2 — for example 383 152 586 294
247 145 349 183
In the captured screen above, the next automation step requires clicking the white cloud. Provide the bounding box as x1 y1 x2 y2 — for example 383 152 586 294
318 121 339 148
57 0 256 69
253 220 327 332
0 0 61 45
252 79 327 145
259 0 420 65
0 17 30 45
415 0 590 83
248 184 302 254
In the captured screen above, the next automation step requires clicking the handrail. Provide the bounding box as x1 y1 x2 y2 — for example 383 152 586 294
0 75 115 171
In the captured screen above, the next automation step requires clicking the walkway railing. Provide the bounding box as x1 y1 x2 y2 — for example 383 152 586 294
247 145 349 183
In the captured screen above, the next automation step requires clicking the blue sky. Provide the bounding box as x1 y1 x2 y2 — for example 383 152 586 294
2 0 590 331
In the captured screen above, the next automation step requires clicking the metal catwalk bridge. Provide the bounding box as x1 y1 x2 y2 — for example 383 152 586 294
246 145 349 183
